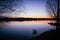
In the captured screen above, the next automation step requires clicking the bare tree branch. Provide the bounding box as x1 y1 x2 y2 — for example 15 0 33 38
46 0 58 18
0 0 24 17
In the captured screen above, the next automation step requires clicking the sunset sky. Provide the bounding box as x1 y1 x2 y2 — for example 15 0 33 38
0 0 50 18
19 0 48 18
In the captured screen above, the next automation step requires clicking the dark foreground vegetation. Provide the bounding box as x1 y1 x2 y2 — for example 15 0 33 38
31 21 60 40
31 28 58 40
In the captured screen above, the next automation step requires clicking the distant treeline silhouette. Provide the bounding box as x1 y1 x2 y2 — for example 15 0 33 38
0 18 60 21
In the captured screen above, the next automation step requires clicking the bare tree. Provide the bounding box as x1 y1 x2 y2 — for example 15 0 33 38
46 0 60 18
0 0 24 17
46 0 60 29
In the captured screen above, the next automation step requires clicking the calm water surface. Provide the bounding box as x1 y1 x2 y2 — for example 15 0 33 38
0 20 56 40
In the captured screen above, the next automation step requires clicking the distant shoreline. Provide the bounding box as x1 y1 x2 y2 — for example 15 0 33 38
0 18 60 21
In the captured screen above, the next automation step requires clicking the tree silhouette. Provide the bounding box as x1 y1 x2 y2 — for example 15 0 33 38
0 0 24 17
46 0 60 29
46 0 60 18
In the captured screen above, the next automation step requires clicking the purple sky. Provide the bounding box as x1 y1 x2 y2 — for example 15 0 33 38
1 0 48 18
19 0 48 18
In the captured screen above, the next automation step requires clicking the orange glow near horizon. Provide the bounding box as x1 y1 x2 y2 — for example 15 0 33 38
9 15 50 18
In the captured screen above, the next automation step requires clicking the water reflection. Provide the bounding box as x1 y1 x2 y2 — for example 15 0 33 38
48 20 60 29
0 20 55 40
0 21 9 30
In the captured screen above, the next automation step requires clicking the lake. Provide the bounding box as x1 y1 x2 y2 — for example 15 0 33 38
0 20 56 40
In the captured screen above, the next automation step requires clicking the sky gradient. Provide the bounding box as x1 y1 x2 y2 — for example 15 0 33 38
19 0 48 18
0 0 50 18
